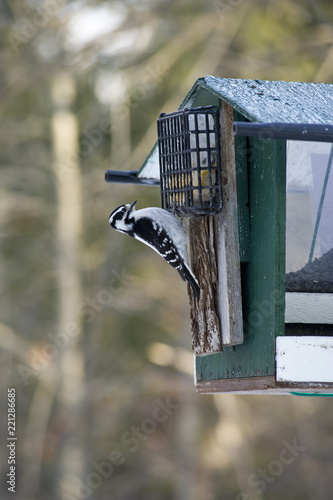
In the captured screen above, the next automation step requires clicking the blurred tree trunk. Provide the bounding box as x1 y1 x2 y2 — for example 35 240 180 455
109 70 131 170
51 72 86 499
174 387 199 500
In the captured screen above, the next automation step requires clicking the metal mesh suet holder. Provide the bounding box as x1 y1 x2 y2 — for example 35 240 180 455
157 106 222 217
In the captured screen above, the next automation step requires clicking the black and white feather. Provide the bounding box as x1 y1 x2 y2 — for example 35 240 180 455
109 200 200 298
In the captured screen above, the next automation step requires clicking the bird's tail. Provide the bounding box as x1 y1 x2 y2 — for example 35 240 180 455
181 265 200 299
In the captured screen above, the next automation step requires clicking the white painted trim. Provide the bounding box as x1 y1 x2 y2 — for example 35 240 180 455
285 293 333 324
276 336 333 383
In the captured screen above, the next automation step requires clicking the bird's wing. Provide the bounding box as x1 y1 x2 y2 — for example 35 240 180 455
133 217 199 297
133 217 185 271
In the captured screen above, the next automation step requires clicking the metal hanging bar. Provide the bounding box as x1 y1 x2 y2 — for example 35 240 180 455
104 170 160 186
233 122 333 142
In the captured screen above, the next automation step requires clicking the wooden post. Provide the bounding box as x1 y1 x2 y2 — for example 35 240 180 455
214 101 243 346
189 216 221 354
189 101 243 353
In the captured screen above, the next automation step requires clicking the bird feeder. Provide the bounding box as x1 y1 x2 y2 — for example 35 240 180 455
105 76 333 395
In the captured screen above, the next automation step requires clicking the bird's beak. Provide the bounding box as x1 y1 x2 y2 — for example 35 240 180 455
130 200 138 210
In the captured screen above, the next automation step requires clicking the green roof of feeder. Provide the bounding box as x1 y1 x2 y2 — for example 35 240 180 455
138 76 333 181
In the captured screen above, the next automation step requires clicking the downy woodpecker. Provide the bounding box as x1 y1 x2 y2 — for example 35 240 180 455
109 200 200 298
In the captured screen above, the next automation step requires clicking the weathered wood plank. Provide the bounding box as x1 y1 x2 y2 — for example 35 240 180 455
214 101 244 346
188 101 244 352
189 216 221 354
196 376 277 394
196 376 333 395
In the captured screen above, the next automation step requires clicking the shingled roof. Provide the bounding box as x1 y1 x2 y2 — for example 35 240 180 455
139 76 333 180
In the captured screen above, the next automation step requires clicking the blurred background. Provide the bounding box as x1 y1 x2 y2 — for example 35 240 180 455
1 0 333 499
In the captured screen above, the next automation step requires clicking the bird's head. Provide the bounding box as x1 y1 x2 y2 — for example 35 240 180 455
109 200 137 233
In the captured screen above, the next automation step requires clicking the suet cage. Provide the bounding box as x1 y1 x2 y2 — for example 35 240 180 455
157 106 222 217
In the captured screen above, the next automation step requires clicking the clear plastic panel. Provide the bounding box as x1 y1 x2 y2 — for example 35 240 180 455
286 141 333 293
